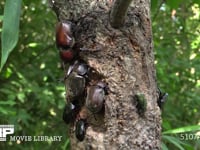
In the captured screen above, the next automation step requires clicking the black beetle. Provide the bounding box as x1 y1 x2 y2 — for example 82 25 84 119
62 102 76 124
75 119 87 141
86 82 108 113
67 60 90 77
65 61 90 102
157 88 168 109
65 71 86 103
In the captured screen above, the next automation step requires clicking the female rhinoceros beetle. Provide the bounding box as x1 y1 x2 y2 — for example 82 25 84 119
59 49 79 63
86 81 108 113
62 102 76 124
56 21 75 49
56 21 80 63
75 119 87 141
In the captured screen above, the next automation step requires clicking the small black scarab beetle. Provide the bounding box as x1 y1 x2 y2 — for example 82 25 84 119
56 21 75 49
86 82 108 113
157 88 168 109
62 102 76 124
75 119 87 141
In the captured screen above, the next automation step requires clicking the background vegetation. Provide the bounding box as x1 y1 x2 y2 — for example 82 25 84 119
0 0 199 149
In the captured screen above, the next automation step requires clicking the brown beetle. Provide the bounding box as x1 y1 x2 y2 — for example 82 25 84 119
56 21 75 49
59 48 78 63
86 82 108 113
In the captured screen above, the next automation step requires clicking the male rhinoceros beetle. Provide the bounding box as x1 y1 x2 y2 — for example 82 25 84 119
62 102 76 124
86 81 108 113
75 119 87 141
157 88 168 109
67 60 90 77
65 72 86 103
65 60 90 102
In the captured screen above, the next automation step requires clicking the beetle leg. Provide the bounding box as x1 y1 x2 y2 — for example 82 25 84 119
66 60 79 76
67 64 74 76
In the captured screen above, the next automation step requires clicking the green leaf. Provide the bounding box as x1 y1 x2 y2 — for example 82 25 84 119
1 0 22 71
163 125 200 135
17 109 31 127
62 139 70 150
0 100 16 106
0 106 16 115
162 135 185 150
17 92 25 103
27 42 39 48
161 142 168 150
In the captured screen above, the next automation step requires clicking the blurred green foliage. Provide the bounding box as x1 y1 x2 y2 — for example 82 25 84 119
0 0 199 149
152 0 200 149
0 0 69 149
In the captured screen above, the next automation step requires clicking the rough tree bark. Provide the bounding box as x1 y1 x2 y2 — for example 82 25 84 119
51 0 161 149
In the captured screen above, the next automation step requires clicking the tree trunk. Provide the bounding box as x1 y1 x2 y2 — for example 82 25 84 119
51 0 161 149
